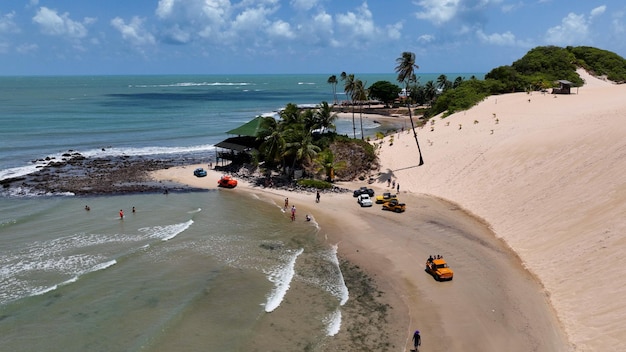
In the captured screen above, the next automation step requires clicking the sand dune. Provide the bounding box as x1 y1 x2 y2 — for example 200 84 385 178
378 69 626 351
150 70 624 351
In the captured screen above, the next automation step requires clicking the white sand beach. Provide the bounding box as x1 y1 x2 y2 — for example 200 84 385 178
151 70 625 351
377 69 626 351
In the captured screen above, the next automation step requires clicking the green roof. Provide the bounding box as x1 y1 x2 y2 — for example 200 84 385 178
226 116 266 137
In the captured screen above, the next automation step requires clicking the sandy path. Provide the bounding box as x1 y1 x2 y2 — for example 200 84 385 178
376 70 626 351
150 166 571 351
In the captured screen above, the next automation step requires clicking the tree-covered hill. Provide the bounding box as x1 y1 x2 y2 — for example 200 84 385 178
486 46 626 90
427 45 626 118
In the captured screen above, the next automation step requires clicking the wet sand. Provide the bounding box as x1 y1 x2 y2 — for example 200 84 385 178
151 166 571 351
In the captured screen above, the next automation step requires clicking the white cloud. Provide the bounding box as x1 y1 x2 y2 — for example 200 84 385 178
17 43 38 54
418 34 435 43
545 12 588 45
476 29 516 45
613 10 625 34
335 3 377 40
161 24 192 44
231 7 271 33
110 16 156 46
267 20 295 39
414 0 461 25
590 5 606 19
156 0 176 19
0 11 19 34
32 7 89 38
290 0 318 12
386 22 403 41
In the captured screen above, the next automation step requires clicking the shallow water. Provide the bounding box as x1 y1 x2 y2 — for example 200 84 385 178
0 191 349 351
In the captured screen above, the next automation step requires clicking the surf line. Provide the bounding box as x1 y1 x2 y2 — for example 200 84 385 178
264 248 304 312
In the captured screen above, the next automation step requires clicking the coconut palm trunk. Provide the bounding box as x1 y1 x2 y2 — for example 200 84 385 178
395 52 424 166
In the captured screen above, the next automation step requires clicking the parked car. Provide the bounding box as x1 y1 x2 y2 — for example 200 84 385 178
353 186 375 197
357 194 373 207
193 168 208 177
425 257 454 281
217 175 238 188
375 192 397 204
382 199 406 213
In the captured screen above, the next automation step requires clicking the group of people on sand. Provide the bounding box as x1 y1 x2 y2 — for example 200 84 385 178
387 178 400 192
427 254 443 262
284 196 314 222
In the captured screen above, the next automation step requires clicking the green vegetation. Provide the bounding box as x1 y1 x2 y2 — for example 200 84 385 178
368 80 402 107
249 46 624 184
568 46 626 82
253 100 379 183
428 45 625 118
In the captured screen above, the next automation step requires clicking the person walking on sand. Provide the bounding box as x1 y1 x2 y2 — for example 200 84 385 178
413 330 421 351
119 209 124 219
397 183 400 193
291 205 296 221
284 197 289 209
316 191 320 203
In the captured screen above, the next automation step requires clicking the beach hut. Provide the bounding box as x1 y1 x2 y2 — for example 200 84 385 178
552 80 573 94
214 116 266 166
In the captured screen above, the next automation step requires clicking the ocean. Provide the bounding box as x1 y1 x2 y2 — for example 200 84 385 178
0 73 480 351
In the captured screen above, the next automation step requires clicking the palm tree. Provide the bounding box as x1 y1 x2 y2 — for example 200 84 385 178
437 74 452 92
453 76 464 89
353 79 368 140
315 101 337 134
257 116 286 169
424 80 437 106
315 149 346 182
341 72 357 139
395 51 424 166
327 75 338 105
283 128 321 177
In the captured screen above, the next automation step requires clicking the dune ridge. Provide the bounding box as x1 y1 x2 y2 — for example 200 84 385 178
379 69 626 351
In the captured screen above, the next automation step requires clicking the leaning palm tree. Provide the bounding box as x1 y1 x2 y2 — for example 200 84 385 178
341 72 357 139
327 75 338 105
395 51 424 166
353 79 368 140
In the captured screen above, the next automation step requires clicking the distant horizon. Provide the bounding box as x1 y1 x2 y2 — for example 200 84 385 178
0 71 487 78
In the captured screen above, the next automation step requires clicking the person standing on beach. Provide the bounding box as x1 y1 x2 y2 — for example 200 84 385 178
119 209 124 219
397 183 400 193
316 191 320 203
284 198 289 209
291 205 296 221
413 330 421 351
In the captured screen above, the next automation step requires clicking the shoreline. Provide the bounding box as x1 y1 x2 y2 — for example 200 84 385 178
149 166 572 351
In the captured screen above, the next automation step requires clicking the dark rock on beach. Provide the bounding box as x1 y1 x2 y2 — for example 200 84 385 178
2 152 206 196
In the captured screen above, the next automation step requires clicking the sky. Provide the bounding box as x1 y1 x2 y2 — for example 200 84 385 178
0 0 625 75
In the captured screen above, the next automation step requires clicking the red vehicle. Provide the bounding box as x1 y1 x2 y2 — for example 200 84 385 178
217 175 238 188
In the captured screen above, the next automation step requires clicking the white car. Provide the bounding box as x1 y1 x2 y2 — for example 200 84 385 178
357 194 373 207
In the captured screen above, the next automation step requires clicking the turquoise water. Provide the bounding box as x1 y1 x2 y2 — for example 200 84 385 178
0 73 481 350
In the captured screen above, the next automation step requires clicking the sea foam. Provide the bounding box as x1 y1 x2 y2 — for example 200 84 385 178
324 308 342 336
264 248 304 312
141 219 193 241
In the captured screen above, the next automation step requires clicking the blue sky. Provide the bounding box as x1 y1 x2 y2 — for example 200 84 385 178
1 0 624 75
